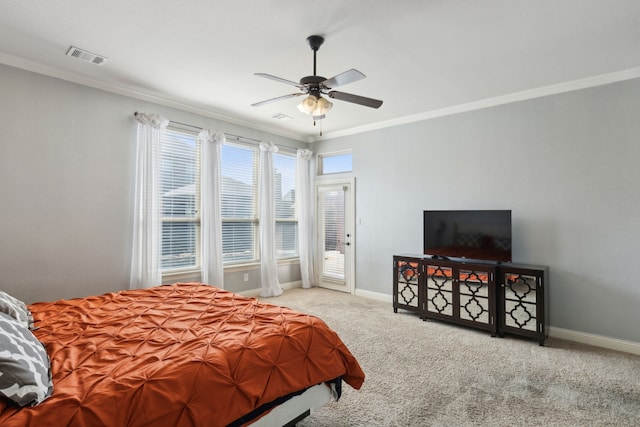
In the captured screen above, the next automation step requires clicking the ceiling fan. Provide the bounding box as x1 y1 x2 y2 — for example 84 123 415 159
251 35 383 121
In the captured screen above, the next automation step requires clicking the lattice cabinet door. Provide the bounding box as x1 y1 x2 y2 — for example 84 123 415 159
393 255 424 315
424 262 455 319
423 260 497 336
457 265 497 336
497 264 549 345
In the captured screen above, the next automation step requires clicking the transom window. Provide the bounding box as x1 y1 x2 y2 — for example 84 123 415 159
318 151 352 175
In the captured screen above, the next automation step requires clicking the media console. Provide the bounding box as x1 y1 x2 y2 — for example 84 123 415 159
393 254 549 345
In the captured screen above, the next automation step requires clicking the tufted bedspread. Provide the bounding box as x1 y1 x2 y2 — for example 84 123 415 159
0 283 364 426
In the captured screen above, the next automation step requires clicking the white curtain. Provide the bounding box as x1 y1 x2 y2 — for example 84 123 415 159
130 112 168 289
199 130 225 288
259 141 283 297
296 149 315 288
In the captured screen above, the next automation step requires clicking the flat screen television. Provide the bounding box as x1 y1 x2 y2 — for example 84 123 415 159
423 210 512 262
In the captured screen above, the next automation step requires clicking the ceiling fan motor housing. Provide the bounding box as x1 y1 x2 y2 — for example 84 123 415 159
300 75 325 97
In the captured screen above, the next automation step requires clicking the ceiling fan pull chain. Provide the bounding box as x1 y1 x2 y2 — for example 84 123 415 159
312 118 323 136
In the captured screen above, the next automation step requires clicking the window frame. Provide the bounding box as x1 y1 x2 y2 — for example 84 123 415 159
220 141 260 266
158 125 302 280
317 150 353 175
159 126 201 275
273 151 298 261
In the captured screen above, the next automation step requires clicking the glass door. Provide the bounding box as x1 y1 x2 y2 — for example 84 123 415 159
316 180 354 293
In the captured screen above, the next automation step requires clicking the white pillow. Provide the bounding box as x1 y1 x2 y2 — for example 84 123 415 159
0 312 53 406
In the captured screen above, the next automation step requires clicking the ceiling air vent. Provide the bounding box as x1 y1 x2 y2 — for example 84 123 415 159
272 113 292 121
66 46 108 65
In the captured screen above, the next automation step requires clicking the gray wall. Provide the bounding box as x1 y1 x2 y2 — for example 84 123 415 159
314 78 640 343
2 63 639 344
0 64 304 303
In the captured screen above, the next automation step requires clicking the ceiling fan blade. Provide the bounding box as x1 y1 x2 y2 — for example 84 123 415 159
255 73 304 88
328 91 383 109
321 69 366 89
251 93 303 107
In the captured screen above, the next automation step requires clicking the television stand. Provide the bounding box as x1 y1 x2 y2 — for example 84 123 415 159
393 254 549 345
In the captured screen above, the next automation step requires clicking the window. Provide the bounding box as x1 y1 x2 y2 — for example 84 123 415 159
221 143 259 264
318 152 352 175
158 126 298 270
273 153 298 259
160 128 200 271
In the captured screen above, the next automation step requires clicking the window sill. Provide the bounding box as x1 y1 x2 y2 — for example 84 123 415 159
162 269 201 283
162 258 301 280
223 258 300 273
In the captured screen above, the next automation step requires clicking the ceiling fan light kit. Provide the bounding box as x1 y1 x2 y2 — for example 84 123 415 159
297 94 333 117
298 94 318 113
316 96 333 114
252 35 382 128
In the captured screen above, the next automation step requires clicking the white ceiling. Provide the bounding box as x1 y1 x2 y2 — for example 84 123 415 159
1 0 640 142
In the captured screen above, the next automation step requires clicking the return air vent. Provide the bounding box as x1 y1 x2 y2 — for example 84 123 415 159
66 46 108 65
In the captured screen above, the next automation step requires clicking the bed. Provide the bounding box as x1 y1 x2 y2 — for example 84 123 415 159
0 283 364 426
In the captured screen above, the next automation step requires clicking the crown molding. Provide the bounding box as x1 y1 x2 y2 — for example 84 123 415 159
3 52 639 145
311 66 640 142
0 52 307 142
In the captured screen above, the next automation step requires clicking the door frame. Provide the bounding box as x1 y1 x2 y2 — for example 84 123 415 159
315 177 355 294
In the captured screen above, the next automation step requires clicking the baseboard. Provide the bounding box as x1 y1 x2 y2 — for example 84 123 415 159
351 288 640 356
549 327 640 356
245 285 640 356
238 281 302 298
354 288 392 303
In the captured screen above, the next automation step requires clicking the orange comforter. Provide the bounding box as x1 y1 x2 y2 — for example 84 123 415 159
0 283 364 426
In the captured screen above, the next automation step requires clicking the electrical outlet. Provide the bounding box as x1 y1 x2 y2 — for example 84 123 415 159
243 273 249 282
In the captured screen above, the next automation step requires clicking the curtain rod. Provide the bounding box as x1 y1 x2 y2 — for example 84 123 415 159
134 112 299 151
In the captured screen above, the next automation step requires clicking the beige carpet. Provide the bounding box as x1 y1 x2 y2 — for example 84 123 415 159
260 288 640 427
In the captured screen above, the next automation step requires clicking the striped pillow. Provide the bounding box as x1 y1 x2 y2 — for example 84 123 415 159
0 313 53 406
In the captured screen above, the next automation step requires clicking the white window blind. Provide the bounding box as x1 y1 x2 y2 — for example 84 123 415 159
273 153 298 259
156 124 299 269
159 128 200 271
221 143 259 264
322 189 345 279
